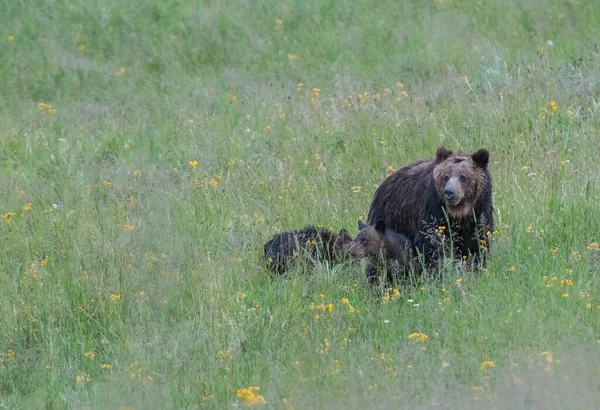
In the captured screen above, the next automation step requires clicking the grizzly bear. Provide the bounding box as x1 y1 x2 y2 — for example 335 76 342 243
346 220 413 284
264 227 354 274
367 147 493 270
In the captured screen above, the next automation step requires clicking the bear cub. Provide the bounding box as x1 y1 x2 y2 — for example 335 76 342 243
346 220 413 284
264 227 353 274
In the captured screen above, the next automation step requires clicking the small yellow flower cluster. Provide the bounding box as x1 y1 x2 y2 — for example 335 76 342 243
110 294 121 304
382 288 401 303
128 362 153 383
408 332 428 343
115 67 126 77
539 101 557 119
0 349 16 367
560 279 573 287
311 88 321 104
236 386 265 406
340 297 356 313
434 225 447 235
542 275 558 288
1 212 16 223
316 337 330 355
84 352 95 360
38 102 56 117
309 302 334 315
480 360 495 371
76 372 91 385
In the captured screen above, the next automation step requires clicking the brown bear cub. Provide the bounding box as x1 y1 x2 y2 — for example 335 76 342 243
367 147 493 270
346 220 413 284
264 227 353 274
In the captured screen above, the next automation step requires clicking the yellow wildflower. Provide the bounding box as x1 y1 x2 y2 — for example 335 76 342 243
236 386 265 406
84 352 95 360
481 360 495 369
40 256 49 267
408 333 428 343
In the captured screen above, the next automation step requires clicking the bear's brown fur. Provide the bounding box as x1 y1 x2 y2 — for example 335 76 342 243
367 147 493 269
264 227 353 274
346 220 413 284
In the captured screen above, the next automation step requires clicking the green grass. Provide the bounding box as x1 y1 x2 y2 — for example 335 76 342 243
1 0 600 408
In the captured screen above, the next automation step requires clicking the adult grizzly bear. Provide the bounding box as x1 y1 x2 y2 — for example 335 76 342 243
367 147 493 270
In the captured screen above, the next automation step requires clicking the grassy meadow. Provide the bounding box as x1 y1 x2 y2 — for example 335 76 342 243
1 0 600 408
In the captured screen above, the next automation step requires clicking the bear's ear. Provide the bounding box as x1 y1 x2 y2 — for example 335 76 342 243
358 220 367 230
375 220 386 234
472 148 489 167
436 146 453 162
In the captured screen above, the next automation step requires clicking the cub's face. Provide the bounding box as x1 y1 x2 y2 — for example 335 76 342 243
346 220 386 259
433 147 489 218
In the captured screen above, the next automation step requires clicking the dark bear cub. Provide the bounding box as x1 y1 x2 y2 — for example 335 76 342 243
346 220 413 284
264 227 353 274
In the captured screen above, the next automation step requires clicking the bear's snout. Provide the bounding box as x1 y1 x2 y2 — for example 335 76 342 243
442 178 463 205
443 187 456 201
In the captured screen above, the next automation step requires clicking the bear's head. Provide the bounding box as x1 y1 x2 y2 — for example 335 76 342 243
433 147 489 218
346 220 387 260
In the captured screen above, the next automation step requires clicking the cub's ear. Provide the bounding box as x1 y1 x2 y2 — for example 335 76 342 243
339 229 352 241
436 146 453 162
358 220 367 230
472 148 489 167
375 220 386 234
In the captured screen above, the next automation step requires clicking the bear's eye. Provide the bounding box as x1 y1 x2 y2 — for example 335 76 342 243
459 175 467 182
360 238 368 245
443 175 450 182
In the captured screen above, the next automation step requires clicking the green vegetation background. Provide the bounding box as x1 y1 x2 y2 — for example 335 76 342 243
1 0 599 408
